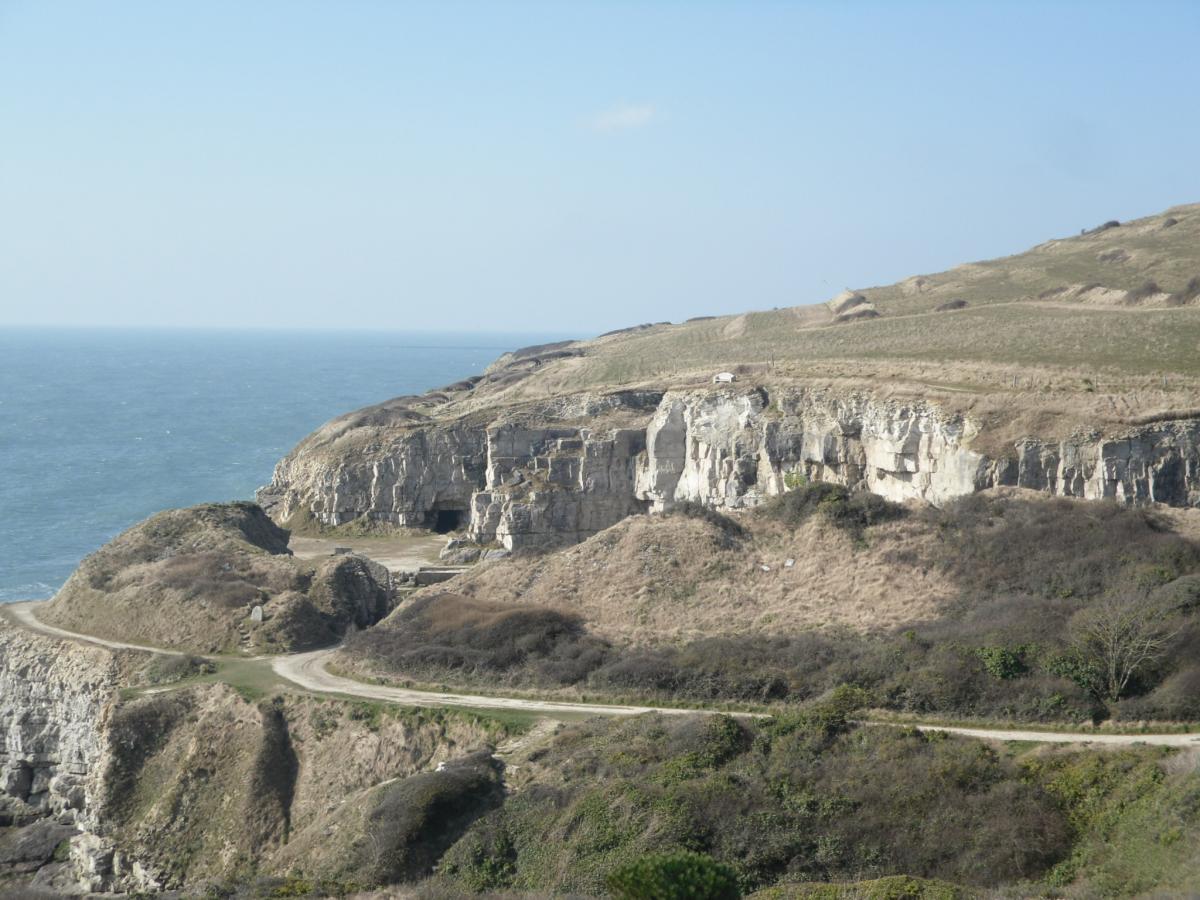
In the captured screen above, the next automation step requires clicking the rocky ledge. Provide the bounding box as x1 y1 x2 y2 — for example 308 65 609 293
0 626 135 894
258 385 1200 552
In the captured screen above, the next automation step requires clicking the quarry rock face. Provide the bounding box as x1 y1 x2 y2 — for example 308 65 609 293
259 387 1200 550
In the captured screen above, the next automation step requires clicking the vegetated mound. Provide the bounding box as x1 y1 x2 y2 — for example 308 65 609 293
43 502 393 653
405 490 943 644
343 487 1200 722
346 592 609 688
275 750 504 886
87 684 1200 897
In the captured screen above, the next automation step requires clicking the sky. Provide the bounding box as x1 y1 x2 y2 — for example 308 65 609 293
1 1 1198 335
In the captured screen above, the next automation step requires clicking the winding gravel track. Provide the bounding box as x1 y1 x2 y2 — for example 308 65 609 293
6 600 1200 747
274 646 696 718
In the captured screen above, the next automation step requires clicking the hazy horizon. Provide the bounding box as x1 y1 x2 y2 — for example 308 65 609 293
3 1 1199 333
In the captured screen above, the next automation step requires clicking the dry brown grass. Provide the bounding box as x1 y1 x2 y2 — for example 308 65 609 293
378 202 1200 445
449 509 953 644
408 488 1200 650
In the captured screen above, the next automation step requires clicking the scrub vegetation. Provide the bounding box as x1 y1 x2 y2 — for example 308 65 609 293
342 488 1200 725
425 693 1200 897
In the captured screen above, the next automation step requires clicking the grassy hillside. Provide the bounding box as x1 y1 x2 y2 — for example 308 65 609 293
42 502 393 653
426 202 1200 435
48 684 1200 898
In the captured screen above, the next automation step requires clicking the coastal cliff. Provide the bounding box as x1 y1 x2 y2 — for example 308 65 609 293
259 385 1200 551
258 202 1200 550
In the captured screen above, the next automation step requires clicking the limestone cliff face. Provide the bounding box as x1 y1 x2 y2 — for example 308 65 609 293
468 422 650 550
636 388 994 509
0 629 116 829
259 386 1200 549
0 626 143 893
262 425 490 530
259 390 663 550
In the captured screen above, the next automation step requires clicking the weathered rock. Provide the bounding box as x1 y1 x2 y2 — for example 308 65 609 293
0 627 148 893
0 629 117 827
259 386 1200 551
0 820 76 871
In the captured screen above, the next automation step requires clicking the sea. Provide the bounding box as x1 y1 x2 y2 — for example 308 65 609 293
0 327 568 602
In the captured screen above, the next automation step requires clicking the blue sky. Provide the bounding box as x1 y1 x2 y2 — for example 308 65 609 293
1 1 1197 334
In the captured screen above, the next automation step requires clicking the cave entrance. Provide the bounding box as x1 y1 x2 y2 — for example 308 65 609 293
432 508 464 534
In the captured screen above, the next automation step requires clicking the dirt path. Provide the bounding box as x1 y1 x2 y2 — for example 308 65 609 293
273 646 697 718
2 601 188 655
866 720 1200 748
6 600 1200 746
288 533 446 573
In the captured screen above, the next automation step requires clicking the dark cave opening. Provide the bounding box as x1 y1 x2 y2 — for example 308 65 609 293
433 508 464 534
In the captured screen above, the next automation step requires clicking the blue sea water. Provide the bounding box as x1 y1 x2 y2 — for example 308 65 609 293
0 327 567 601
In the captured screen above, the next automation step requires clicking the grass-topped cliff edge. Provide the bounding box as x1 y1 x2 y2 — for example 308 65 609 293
274 201 1200 467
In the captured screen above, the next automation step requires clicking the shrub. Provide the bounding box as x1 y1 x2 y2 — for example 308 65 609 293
783 470 808 490
975 646 1030 680
758 483 904 537
144 653 215 685
1117 665 1200 720
443 714 1073 894
1182 276 1200 302
607 851 741 900
1067 591 1182 702
1125 280 1162 303
344 593 611 686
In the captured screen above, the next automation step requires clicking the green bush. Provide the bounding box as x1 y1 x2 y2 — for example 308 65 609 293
441 712 1070 893
974 646 1029 680
606 850 740 900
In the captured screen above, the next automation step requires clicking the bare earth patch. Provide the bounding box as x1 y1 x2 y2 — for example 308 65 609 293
288 532 445 573
447 510 952 644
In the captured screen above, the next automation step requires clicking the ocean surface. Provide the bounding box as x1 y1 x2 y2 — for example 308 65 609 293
0 327 568 601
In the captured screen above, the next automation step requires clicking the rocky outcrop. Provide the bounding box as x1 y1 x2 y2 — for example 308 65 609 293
260 391 664 550
467 422 650 550
260 425 490 530
260 386 1200 551
0 629 116 830
636 388 993 509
